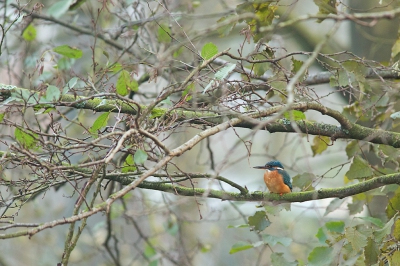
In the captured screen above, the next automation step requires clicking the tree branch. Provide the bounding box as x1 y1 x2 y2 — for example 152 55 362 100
2 85 400 148
128 173 400 203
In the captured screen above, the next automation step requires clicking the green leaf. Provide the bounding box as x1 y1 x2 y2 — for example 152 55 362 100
345 156 373 179
292 172 315 191
251 54 271 76
134 149 148 165
227 224 249 229
47 0 73 18
262 234 292 247
271 253 297 266
15 128 39 150
144 242 156 258
263 204 287 215
0 113 5 123
343 61 366 83
364 237 379 265
53 45 83 59
89 112 110 134
150 108 165 119
158 25 171 43
161 97 172 106
308 246 333 266
357 216 384 229
22 24 37 41
324 198 345 216
329 70 349 87
201 42 218 60
390 111 400 119
248 211 270 232
108 63 122 73
55 57 75 70
46 85 61 101
374 216 395 242
315 227 327 243
116 70 138 96
347 194 366 215
63 77 78 95
203 64 236 93
311 136 330 156
122 154 136 173
215 64 236 80
283 110 306 121
200 244 211 253
173 46 184 58
346 226 368 252
229 241 254 254
325 221 345 233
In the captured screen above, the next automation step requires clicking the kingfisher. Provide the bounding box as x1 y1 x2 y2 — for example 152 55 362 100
253 160 292 195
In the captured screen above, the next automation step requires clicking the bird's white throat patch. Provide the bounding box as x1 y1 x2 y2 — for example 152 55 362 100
266 167 283 172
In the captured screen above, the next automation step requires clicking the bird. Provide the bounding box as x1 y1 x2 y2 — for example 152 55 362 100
253 160 292 196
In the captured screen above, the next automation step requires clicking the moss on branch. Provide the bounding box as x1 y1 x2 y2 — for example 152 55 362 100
108 172 400 203
2 85 400 147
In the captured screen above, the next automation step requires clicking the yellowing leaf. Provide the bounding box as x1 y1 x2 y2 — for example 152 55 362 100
311 136 330 156
386 187 400 219
22 24 37 41
345 140 358 159
313 0 337 23
345 156 373 179
236 2 277 42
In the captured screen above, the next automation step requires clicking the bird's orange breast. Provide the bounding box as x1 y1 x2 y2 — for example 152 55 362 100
263 170 291 194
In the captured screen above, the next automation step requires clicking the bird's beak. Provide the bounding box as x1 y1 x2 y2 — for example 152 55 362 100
253 166 266 169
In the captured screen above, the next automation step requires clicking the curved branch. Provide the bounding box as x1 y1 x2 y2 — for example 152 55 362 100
2 85 400 148
129 173 400 203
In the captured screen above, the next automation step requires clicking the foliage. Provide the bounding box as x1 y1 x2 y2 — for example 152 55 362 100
1 0 400 265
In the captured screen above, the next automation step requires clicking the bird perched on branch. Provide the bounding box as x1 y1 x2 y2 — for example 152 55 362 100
253 160 292 196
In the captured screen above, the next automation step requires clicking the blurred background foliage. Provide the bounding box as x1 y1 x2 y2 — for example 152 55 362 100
1 0 400 265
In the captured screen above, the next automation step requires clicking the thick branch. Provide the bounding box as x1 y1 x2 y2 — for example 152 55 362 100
2 85 400 148
109 173 400 203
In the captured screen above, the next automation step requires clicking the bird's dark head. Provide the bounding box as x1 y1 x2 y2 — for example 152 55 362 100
253 160 284 170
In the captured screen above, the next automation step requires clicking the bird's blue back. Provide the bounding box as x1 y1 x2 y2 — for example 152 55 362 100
277 168 292 190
